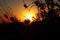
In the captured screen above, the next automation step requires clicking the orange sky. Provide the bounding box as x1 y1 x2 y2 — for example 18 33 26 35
0 0 59 23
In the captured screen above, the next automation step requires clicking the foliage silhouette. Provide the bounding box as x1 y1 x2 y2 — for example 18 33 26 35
24 19 30 24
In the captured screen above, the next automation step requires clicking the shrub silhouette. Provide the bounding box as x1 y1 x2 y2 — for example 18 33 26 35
10 17 18 23
24 19 30 24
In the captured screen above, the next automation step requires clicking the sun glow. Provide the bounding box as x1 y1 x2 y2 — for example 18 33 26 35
26 14 33 21
17 7 38 22
22 10 37 22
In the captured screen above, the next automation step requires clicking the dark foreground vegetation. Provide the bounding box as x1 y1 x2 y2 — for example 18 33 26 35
0 21 48 40
0 0 60 39
0 17 60 39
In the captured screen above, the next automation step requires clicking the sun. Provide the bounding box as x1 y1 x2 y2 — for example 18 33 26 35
25 14 33 21
19 10 37 22
26 14 32 19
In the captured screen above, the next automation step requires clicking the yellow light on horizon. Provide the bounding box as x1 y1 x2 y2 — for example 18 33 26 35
25 14 33 21
17 8 37 22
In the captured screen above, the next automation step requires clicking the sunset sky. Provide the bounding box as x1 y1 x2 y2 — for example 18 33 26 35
0 0 59 23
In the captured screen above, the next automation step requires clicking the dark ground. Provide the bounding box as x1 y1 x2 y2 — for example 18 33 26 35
0 19 60 40
0 21 48 40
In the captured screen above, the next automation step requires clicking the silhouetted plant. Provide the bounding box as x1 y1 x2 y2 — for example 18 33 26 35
24 19 30 24
10 17 16 23
10 16 18 23
4 14 8 19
